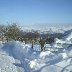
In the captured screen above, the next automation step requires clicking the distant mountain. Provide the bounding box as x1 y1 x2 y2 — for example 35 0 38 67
28 23 72 27
20 23 72 34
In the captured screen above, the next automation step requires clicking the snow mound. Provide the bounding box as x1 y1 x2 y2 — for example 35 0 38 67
39 51 51 59
29 59 39 69
60 53 68 59
0 41 3 49
0 51 18 72
55 38 65 44
66 32 72 42
41 65 62 72
0 36 72 72
53 43 63 48
2 41 32 59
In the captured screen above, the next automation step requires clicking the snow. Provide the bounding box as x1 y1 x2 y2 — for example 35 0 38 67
0 51 18 72
39 51 51 58
66 32 72 41
55 38 65 44
21 24 72 34
60 53 68 59
0 31 72 72
29 59 39 69
41 65 62 72
0 41 3 48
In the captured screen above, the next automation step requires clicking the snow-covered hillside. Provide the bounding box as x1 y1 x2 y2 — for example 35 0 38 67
20 24 72 34
0 31 72 72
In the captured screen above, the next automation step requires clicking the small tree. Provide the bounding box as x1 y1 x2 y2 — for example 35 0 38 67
0 25 7 42
5 24 20 41
46 36 54 44
24 32 40 49
39 37 45 51
31 39 34 49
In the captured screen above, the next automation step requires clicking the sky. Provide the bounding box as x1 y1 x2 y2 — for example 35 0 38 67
0 0 72 25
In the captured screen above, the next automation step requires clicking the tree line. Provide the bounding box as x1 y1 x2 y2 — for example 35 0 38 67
0 23 63 51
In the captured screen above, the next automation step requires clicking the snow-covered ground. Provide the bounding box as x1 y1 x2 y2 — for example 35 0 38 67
21 24 72 34
0 31 72 72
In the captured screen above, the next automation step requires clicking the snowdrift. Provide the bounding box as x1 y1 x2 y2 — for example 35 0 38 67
0 31 72 72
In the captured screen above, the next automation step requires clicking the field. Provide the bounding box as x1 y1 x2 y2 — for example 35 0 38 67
0 27 72 72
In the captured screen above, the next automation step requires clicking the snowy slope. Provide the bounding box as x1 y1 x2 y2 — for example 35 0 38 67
0 50 18 72
0 31 72 72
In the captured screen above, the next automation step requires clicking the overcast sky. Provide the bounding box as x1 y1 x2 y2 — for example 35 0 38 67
0 0 72 25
